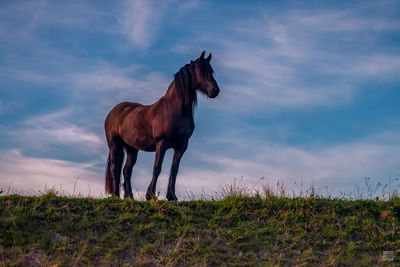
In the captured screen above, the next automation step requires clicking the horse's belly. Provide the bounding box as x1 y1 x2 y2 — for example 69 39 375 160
119 108 156 151
133 138 156 152
122 133 156 152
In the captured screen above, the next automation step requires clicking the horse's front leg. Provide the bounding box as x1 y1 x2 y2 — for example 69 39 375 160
167 142 188 201
146 141 167 200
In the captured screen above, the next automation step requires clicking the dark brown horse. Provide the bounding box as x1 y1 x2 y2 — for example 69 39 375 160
104 51 220 200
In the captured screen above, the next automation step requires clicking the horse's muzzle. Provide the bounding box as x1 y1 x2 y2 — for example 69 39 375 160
209 87 220 98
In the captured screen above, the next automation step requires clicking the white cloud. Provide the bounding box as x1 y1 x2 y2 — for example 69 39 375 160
118 0 203 48
10 110 105 157
1 57 171 106
24 125 102 149
70 63 170 103
120 0 168 48
349 54 400 77
217 43 353 110
176 0 203 13
0 150 105 197
184 131 400 196
6 69 59 85
286 9 400 33
0 1 112 46
213 6 400 112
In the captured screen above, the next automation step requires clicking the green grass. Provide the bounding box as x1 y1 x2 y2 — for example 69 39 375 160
1 192 400 266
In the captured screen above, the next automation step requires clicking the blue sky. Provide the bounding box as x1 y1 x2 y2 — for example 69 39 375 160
1 0 399 198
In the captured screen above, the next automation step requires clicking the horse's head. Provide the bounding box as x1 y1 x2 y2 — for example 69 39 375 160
191 51 220 98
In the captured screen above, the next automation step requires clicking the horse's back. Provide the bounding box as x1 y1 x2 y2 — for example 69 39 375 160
105 102 143 141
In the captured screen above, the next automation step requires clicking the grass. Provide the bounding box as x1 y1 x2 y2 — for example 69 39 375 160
1 183 400 266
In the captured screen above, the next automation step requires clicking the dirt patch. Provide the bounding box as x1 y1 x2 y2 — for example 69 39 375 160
24 248 47 266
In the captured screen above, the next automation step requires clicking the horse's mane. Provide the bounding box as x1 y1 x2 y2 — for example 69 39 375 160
174 63 197 113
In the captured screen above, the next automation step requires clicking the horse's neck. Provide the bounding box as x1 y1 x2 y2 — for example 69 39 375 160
163 81 194 116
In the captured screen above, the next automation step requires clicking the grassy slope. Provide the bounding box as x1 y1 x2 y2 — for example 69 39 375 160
1 193 400 266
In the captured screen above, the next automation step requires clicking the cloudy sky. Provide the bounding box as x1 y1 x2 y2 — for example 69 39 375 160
1 0 399 198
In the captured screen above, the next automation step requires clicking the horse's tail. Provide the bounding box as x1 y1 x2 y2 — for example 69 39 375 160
105 153 113 195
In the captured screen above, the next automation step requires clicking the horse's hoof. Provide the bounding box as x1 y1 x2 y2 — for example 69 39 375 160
146 191 153 200
124 194 133 199
167 192 178 201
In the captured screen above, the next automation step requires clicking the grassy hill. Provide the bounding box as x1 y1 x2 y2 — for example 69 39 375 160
1 192 400 266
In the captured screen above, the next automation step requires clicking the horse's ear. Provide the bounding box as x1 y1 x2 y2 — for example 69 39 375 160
206 53 212 62
200 51 205 59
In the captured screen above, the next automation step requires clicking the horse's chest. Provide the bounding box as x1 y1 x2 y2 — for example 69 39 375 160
170 119 194 138
160 117 194 143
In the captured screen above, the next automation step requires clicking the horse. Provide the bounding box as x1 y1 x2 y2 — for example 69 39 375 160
104 51 220 201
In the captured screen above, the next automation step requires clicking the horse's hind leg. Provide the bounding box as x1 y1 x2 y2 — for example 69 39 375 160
108 138 124 197
123 145 138 199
